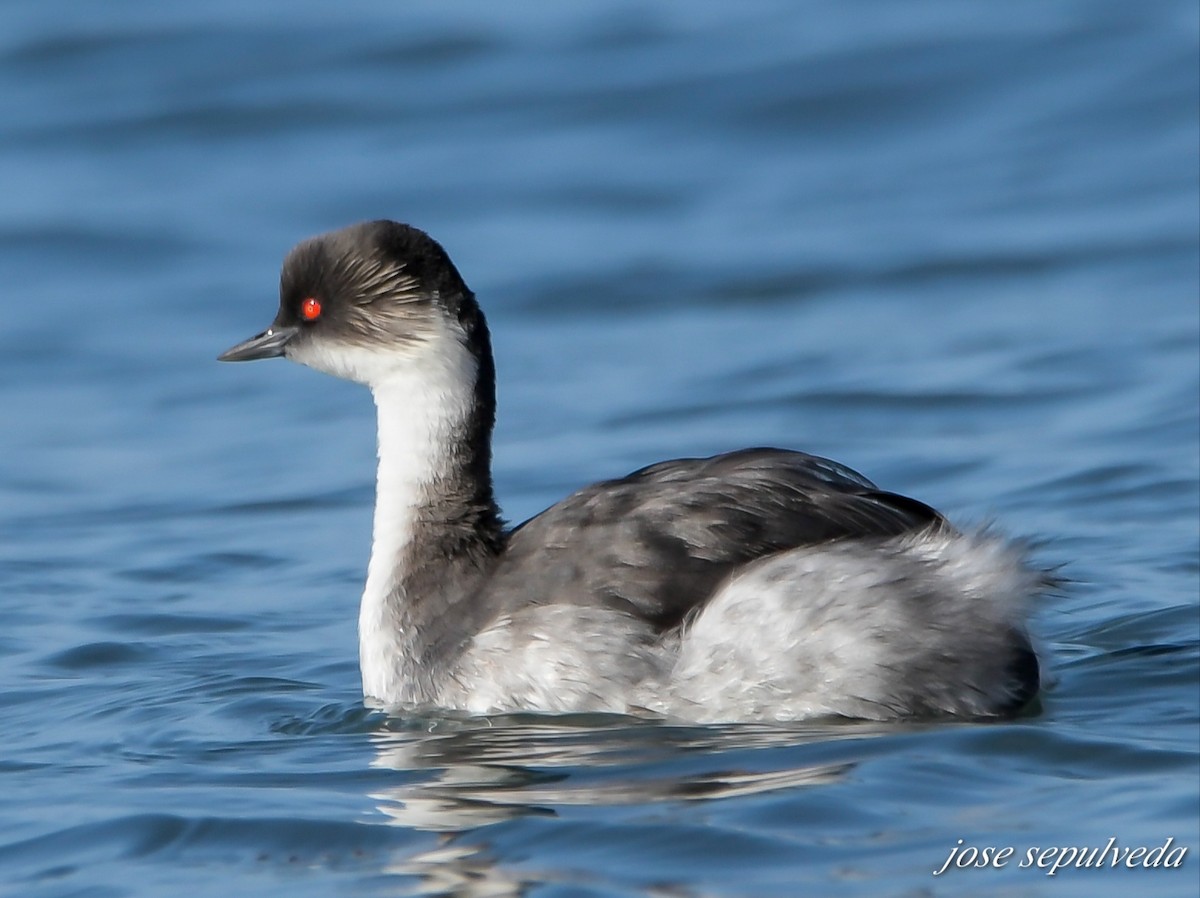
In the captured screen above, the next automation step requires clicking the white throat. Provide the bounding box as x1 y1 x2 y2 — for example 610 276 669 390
312 329 479 703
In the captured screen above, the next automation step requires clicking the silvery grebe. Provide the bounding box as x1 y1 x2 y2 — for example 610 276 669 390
219 220 1044 722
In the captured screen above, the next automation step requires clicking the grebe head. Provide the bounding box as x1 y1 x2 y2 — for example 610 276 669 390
218 220 487 392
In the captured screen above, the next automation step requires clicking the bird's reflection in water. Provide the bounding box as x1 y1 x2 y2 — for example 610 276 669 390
357 711 909 896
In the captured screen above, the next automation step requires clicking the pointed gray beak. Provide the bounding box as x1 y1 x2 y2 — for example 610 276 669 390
217 325 300 362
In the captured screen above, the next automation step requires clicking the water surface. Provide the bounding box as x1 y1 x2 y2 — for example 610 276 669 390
1 2 1197 896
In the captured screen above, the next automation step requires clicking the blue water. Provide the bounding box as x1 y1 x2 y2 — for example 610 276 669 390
2 2 1197 896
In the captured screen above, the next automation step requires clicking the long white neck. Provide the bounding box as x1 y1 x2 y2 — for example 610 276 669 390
357 336 485 703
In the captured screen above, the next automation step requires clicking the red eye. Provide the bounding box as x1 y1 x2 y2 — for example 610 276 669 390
300 297 322 321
